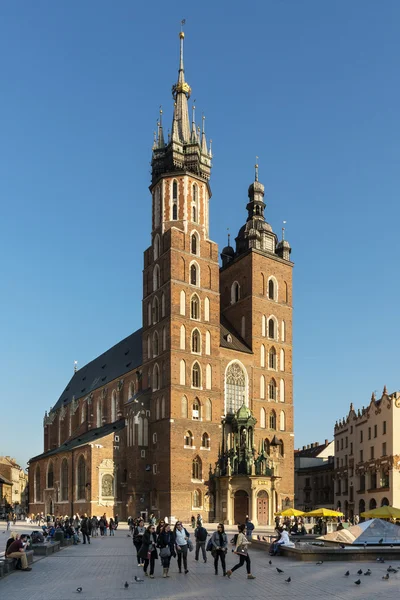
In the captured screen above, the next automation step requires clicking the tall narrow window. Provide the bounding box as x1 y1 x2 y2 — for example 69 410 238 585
260 375 265 399
260 344 265 368
147 302 152 326
152 297 159 323
205 331 211 355
35 465 41 502
152 331 159 357
268 277 277 301
262 315 266 336
201 433 210 448
180 290 186 315
206 364 212 389
204 297 210 321
180 325 186 350
61 459 68 501
192 398 201 420
192 456 202 480
47 461 54 488
269 347 276 369
268 317 277 340
191 329 201 353
191 233 198 255
96 400 102 428
269 410 277 430
231 281 240 304
161 293 165 318
279 410 285 431
180 360 186 385
172 180 178 220
205 398 212 421
191 294 200 320
241 316 245 339
281 320 286 342
153 265 160 291
161 396 165 419
268 379 277 401
280 349 285 371
156 398 160 420
192 362 201 388
260 408 266 428
111 390 117 422
184 430 194 446
190 263 199 286
77 455 86 500
152 363 160 391
181 395 188 418
162 326 166 351
280 379 285 402
153 234 160 260
192 184 199 223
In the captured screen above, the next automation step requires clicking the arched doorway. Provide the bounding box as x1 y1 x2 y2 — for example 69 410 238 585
369 498 376 510
234 490 249 524
381 497 389 507
257 490 269 525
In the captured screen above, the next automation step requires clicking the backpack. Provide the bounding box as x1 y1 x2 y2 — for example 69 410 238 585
206 537 213 552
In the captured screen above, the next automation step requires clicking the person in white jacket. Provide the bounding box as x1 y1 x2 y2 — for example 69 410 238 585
270 527 294 555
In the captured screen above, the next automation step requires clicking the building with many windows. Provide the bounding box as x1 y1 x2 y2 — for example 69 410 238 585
0 457 28 516
294 440 334 512
334 387 400 520
28 31 294 525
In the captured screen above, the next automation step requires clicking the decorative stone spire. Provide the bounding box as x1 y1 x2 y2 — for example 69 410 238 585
171 30 191 144
201 114 208 154
157 107 165 148
191 103 198 143
383 385 388 395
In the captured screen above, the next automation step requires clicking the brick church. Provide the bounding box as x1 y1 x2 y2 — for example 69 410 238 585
29 31 294 526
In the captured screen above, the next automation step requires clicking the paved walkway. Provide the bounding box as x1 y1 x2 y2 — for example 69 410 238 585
1 523 400 599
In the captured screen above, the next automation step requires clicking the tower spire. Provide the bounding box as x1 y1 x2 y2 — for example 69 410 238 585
201 114 208 154
172 26 191 143
255 156 259 182
157 106 165 148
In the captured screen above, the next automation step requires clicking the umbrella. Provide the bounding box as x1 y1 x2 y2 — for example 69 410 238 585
275 508 305 517
304 508 344 518
361 505 400 519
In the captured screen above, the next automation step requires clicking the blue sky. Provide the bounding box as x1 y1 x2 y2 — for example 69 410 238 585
1 1 399 469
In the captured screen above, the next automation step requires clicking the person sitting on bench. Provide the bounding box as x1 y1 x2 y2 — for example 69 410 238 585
6 534 32 571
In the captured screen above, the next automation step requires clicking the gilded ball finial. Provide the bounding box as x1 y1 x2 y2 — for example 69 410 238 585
179 31 185 39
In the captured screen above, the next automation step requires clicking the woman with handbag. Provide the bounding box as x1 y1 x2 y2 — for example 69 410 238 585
226 524 255 579
157 523 176 577
210 523 228 576
138 524 158 578
133 519 146 567
173 521 190 574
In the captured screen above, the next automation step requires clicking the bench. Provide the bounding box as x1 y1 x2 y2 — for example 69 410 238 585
31 541 60 556
0 551 34 578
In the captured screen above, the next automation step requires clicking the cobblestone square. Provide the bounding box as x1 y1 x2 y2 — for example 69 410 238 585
2 524 400 599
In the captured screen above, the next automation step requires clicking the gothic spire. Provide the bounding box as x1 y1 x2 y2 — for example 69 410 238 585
201 114 208 154
171 30 191 144
157 107 165 148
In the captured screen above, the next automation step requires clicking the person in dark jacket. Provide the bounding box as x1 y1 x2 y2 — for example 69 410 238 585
80 514 91 544
157 523 176 577
138 524 158 578
210 523 228 576
194 523 208 562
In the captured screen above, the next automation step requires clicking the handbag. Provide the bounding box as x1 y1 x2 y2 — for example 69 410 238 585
160 547 171 558
187 539 194 552
206 538 213 552
234 544 248 556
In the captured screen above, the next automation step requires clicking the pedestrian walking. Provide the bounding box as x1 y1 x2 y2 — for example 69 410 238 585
173 521 190 574
194 522 208 562
91 516 99 536
133 519 146 566
210 523 228 576
6 514 11 531
80 514 91 544
138 524 158 578
156 519 165 535
245 516 254 539
109 517 115 536
157 523 176 578
226 524 255 580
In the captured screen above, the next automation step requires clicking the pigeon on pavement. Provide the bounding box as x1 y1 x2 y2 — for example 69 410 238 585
285 577 291 583
344 571 350 577
316 561 323 565
379 538 384 544
382 574 390 580
276 567 284 574
269 560 272 565
354 580 361 585
357 569 363 575
76 588 82 593
364 569 371 576
124 582 129 588
134 576 144 583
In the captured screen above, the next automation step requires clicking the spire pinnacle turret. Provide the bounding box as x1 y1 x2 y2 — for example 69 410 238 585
171 28 191 143
201 114 208 154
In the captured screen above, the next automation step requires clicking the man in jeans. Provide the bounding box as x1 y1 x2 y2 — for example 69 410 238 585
6 534 32 571
194 523 208 563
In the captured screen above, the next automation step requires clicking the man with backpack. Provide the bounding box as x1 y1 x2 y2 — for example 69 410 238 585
194 522 208 563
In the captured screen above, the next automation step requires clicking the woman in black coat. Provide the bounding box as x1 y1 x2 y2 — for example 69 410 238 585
138 524 158 578
157 523 176 577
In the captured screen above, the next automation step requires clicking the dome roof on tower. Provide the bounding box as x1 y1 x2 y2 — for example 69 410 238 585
221 245 234 258
248 180 265 196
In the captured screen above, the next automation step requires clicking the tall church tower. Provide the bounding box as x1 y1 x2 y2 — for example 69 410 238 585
142 31 222 518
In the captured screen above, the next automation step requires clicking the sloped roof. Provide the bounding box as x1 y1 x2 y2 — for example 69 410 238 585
0 474 13 485
29 419 126 463
318 519 400 545
295 443 329 458
220 316 252 354
53 329 143 411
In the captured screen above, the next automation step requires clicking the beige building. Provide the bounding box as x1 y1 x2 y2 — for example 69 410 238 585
294 440 334 512
0 456 28 514
334 387 400 519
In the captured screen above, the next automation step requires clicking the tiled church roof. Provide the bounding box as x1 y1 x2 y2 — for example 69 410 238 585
53 329 143 411
220 316 252 354
29 419 126 462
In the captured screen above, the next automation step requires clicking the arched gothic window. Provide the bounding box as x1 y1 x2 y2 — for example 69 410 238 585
268 317 277 340
128 381 135 400
181 396 188 418
280 379 285 403
161 396 165 419
204 297 210 321
193 489 202 508
161 293 165 318
153 331 159 357
47 461 54 488
153 234 160 260
153 264 160 291
102 474 114 497
192 362 201 388
264 438 270 455
231 281 240 304
260 375 265 399
172 180 178 220
96 400 102 428
269 410 277 430
60 459 68 501
225 362 247 414
180 360 186 385
191 232 199 255
152 363 160 391
201 432 210 448
152 296 159 324
190 263 199 286
35 465 41 502
191 294 200 319
279 410 285 431
192 456 202 480
111 390 117 422
192 398 201 420
191 329 201 353
205 398 212 421
269 347 277 369
180 290 186 315
268 277 277 301
206 364 212 389
260 408 266 428
77 455 86 500
156 398 160 420
268 379 277 401
192 184 199 223
184 430 193 446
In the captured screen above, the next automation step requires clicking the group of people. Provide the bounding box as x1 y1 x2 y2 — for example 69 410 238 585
129 516 256 580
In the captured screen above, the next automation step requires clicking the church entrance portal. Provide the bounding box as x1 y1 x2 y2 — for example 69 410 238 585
257 490 269 525
234 490 249 524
